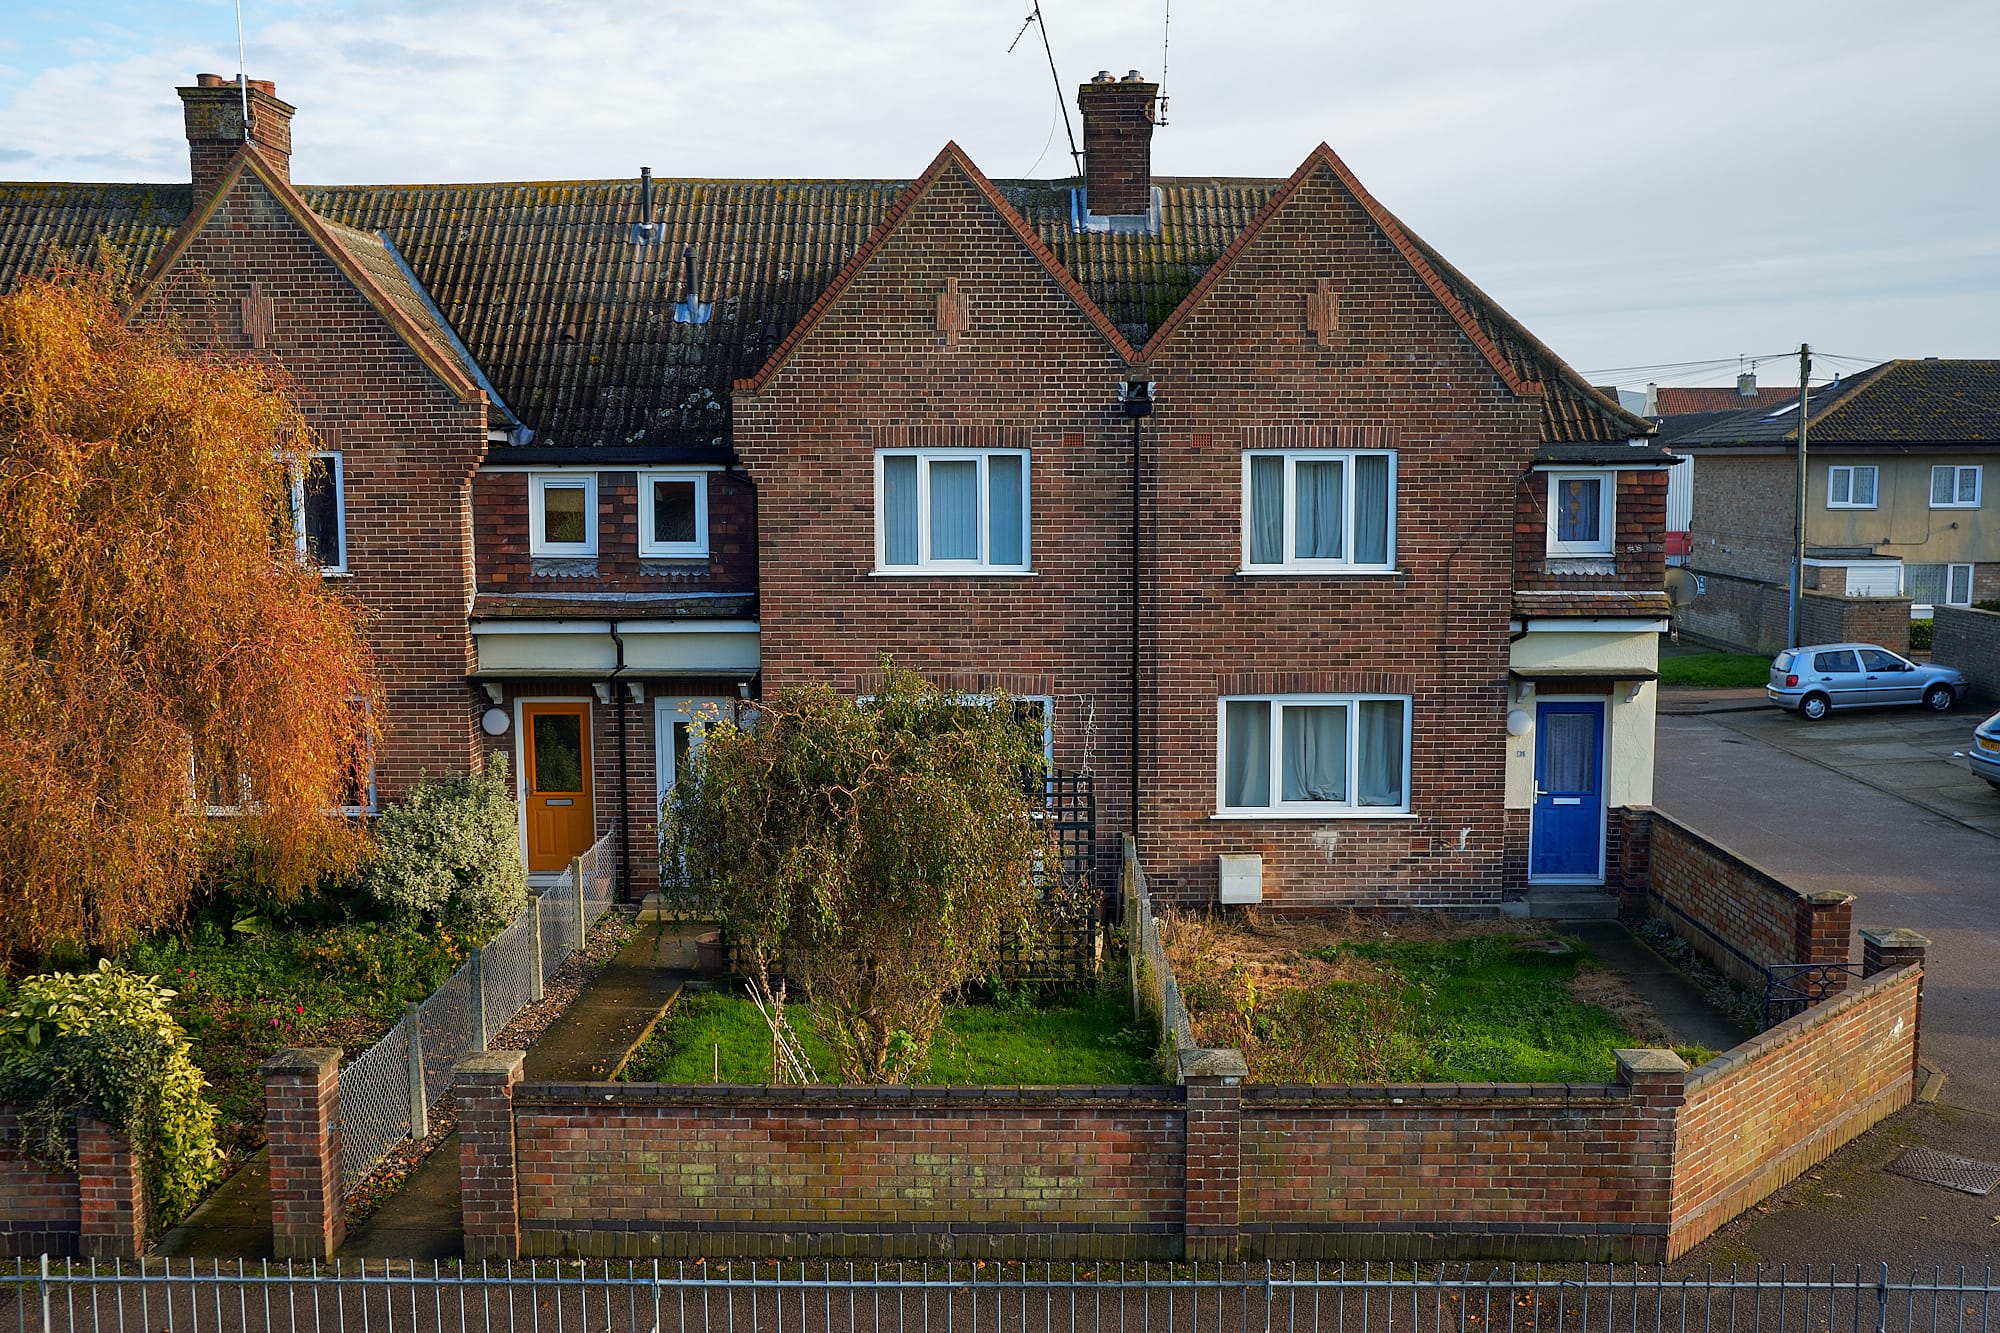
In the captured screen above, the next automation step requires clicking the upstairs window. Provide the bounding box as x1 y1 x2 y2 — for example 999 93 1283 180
1827 465 1878 509
291 452 346 575
530 473 597 557
639 470 709 559
1242 450 1395 572
876 450 1030 573
1930 465 1982 509
1218 694 1410 816
1546 471 1615 557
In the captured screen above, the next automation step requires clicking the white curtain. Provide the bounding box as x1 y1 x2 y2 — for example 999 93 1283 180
1281 704 1347 802
1295 460 1345 560
929 459 979 560
1542 711 1596 794
1249 456 1284 564
1354 455 1390 565
1224 701 1271 807
883 456 919 564
987 454 1024 566
1357 699 1405 807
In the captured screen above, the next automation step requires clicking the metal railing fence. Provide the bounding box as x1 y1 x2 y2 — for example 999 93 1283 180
1123 835 1195 1062
5 1258 1995 1333
335 832 618 1191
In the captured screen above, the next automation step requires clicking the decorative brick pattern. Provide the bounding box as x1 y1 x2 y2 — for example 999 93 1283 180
1635 808 1853 987
262 1047 344 1260
458 1051 527 1261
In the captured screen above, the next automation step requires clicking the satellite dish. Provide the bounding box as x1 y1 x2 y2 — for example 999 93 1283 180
1665 567 1698 608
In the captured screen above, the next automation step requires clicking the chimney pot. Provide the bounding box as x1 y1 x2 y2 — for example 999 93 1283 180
1123 69 1144 81
196 72 226 88
1093 70 1114 83
1077 72 1159 217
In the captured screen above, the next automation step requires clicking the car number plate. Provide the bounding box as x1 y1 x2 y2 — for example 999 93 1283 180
1978 736 2000 755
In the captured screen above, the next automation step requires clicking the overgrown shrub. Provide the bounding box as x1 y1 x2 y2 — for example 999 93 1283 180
0 960 221 1227
360 759 526 929
1909 618 1933 652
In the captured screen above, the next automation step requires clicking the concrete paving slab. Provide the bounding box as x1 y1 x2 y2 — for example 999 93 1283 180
1568 922 1746 1054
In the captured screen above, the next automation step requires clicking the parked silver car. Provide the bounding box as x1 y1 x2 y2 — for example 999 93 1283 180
1767 643 1969 720
1971 710 2000 789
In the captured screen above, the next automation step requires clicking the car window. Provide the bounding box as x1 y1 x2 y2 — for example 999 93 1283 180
1773 651 1795 672
1858 649 1906 671
1811 650 1860 673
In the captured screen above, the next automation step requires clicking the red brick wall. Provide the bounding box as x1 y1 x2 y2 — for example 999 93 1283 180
1238 1080 1678 1260
510 1084 1185 1258
142 169 489 801
1669 965 1920 1257
1932 605 2000 703
1799 592 1913 656
0 1108 146 1258
1640 809 1853 987
1514 469 1669 594
474 469 757 594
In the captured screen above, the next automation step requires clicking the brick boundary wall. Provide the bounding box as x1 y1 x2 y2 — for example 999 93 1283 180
1669 940 1925 1257
431 951 1920 1263
1621 807 1853 989
1932 605 2000 704
1800 592 1914 656
0 1109 147 1259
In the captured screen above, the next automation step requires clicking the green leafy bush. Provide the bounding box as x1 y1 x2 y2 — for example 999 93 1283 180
360 759 527 928
0 960 221 1226
1909 619 1933 652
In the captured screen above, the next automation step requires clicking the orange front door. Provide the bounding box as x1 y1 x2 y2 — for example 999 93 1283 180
523 702 594 873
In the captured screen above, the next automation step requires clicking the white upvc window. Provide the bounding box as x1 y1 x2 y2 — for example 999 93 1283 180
638 470 709 559
1827 464 1879 509
1241 450 1396 572
1546 471 1615 556
1930 464 1982 509
875 449 1030 573
1216 694 1411 817
1906 563 1974 610
290 452 347 575
529 473 597 556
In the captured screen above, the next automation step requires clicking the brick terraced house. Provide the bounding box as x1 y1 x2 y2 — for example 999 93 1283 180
0 72 1672 910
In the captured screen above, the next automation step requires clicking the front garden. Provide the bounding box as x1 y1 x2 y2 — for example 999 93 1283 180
1164 912 1715 1083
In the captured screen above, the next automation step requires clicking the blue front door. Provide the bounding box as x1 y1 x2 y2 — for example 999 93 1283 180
1530 701 1605 882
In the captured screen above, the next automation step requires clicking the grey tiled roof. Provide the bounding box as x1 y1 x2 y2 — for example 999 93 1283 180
0 168 1641 448
1673 360 2000 449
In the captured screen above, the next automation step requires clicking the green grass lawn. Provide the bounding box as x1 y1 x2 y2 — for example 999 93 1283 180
1658 651 1771 689
125 920 469 1166
621 984 1161 1085
1183 932 1713 1084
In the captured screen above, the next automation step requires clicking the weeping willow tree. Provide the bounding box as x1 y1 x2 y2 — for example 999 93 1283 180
0 259 380 965
660 662 1052 1081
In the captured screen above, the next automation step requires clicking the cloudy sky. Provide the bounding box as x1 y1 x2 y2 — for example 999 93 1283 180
5 0 1996 392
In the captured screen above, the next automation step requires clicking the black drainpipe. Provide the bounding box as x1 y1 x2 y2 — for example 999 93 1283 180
1121 379 1154 842
608 624 631 900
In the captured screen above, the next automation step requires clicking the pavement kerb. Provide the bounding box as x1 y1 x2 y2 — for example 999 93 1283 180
606 988 684 1081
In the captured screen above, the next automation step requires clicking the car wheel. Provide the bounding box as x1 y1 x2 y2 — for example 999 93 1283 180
1923 685 1955 712
1800 693 1831 721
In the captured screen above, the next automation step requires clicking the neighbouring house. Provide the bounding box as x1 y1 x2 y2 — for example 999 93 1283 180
1669 359 2000 653
1647 375 1798 563
0 71 1671 911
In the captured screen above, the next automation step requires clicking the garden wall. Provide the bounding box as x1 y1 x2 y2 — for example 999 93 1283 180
421 941 1921 1264
0 1108 146 1259
1626 808 1853 988
1932 605 2000 704
1670 944 1923 1256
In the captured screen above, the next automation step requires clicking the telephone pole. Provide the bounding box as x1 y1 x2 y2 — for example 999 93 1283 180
1787 343 1812 649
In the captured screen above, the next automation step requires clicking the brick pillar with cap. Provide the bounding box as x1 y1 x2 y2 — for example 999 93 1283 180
458 1051 526 1261
76 1117 145 1258
1861 927 1929 1076
262 1047 344 1259
1179 1046 1247 1261
1617 1048 1689 1260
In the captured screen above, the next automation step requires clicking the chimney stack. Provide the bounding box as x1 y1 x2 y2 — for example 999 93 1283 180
1736 370 1758 398
179 74 295 205
1077 70 1158 217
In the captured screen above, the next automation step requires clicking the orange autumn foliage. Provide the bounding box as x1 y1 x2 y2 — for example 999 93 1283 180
0 260 381 964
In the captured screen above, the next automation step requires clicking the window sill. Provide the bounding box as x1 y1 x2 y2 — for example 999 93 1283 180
1543 556 1616 575
1827 504 1878 511
1210 810 1416 821
1928 504 1982 511
1234 567 1401 577
640 549 711 562
869 568 1039 578
318 569 353 579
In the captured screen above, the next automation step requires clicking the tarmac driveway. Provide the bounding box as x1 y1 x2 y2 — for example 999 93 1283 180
1655 705 2000 1269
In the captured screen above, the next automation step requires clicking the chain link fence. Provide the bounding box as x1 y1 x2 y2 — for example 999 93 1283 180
336 831 619 1192
1122 835 1195 1065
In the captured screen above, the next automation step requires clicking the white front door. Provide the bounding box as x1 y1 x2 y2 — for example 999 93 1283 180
655 697 732 814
